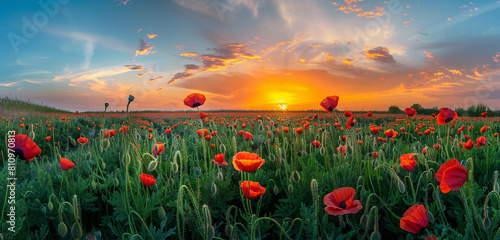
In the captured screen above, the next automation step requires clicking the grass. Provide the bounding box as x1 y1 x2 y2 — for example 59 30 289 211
0 103 499 239
0 96 72 114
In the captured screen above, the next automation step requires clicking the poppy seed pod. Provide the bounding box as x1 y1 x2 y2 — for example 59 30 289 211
128 95 135 103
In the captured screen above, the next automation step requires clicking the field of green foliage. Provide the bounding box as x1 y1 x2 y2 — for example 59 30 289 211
0 95 499 240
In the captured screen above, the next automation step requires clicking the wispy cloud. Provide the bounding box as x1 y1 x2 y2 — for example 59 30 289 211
0 79 43 87
124 65 145 71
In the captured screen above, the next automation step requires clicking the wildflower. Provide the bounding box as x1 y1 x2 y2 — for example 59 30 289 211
11 134 42 161
184 93 206 108
140 174 156 187
400 154 417 172
60 158 75 171
476 136 487 147
232 152 265 173
405 108 417 117
77 137 89 144
435 159 468 193
323 187 363 216
436 108 457 125
400 204 428 233
212 154 228 166
320 96 340 112
241 181 266 199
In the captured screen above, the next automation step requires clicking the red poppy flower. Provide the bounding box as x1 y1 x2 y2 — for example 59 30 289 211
210 143 215 148
320 96 340 112
296 127 303 134
435 159 468 193
60 158 75 171
481 112 488 117
336 145 347 154
366 112 372 117
425 235 437 240
11 134 42 161
244 132 253 141
400 153 417 172
184 93 206 108
370 125 379 135
405 108 417 117
211 153 228 167
480 125 487 133
436 108 457 125
45 136 51 141
205 135 212 141
140 174 156 187
370 152 378 158
152 142 165 155
283 127 289 133
400 204 428 233
165 129 171 135
241 181 266 199
77 137 89 144
197 129 208 137
323 187 362 216
476 136 487 147
232 152 265 173
346 118 356 129
238 130 244 137
312 140 321 148
148 134 153 140
384 129 396 137
344 111 353 118
463 139 473 150
199 112 208 119
495 133 498 137
119 126 128 134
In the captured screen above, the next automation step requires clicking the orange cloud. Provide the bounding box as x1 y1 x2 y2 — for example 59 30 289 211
149 76 162 81
365 47 395 63
494 52 500 62
180 52 198 57
169 43 260 84
342 59 352 65
136 71 151 77
424 51 434 58
124 65 145 71
135 38 154 56
147 34 157 39
447 69 462 76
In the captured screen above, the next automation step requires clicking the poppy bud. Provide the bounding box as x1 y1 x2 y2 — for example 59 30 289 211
427 210 434 223
48 201 54 211
397 180 405 193
94 230 102 239
483 217 491 229
128 95 135 103
58 222 68 237
105 103 109 109
195 167 201 178
158 206 166 219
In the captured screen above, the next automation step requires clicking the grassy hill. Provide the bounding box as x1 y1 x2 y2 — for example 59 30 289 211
0 96 72 113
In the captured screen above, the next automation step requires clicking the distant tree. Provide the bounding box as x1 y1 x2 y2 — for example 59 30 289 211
455 107 465 116
389 105 402 113
410 103 422 112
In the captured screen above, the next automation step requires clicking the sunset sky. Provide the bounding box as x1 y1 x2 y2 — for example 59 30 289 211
1 0 500 112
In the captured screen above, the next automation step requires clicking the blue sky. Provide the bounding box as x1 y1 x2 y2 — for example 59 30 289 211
1 0 499 111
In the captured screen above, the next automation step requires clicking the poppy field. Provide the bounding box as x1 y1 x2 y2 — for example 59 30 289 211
1 94 500 240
